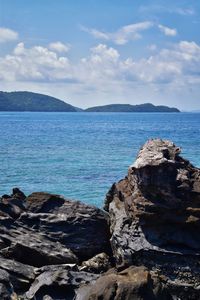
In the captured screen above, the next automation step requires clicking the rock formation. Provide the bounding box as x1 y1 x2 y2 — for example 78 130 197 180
0 191 110 299
0 139 200 299
104 139 200 298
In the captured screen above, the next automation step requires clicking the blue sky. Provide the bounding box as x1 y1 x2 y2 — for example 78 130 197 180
0 0 200 110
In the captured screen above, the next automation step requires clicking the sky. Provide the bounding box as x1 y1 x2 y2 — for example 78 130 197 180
0 0 200 110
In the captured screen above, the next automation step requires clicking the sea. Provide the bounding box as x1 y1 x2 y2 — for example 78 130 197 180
0 112 200 207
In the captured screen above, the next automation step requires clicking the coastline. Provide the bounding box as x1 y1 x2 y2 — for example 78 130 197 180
0 139 200 299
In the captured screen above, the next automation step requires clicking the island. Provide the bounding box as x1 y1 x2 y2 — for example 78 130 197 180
0 91 78 112
85 103 180 112
0 91 180 113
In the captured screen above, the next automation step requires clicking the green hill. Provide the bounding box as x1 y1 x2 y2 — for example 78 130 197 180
0 91 78 112
85 103 180 112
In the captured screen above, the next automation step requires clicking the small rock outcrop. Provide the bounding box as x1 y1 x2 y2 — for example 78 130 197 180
105 139 200 298
0 139 200 299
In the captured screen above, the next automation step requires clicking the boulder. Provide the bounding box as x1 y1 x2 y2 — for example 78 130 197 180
24 192 111 260
0 187 26 219
25 264 99 300
0 191 111 297
104 139 200 298
0 192 110 267
75 266 171 300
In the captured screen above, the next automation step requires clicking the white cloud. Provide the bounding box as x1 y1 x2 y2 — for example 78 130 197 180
158 24 177 36
81 21 153 45
49 42 71 53
82 22 178 43
0 40 200 109
1 40 200 85
90 44 119 61
78 44 121 86
0 43 72 81
80 26 109 40
0 27 18 43
178 41 200 54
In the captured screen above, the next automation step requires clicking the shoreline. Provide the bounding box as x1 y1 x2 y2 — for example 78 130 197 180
0 139 200 299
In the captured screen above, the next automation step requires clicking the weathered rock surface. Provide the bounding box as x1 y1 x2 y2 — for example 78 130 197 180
75 266 171 300
0 192 110 266
105 139 200 299
0 190 110 298
1 139 200 299
80 252 111 273
25 264 99 300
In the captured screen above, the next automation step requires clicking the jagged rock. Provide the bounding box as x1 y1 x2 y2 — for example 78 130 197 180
75 266 171 300
0 215 79 267
0 191 111 298
0 188 26 219
24 192 111 261
80 252 111 273
11 187 26 201
104 139 200 299
25 264 99 300
0 193 110 268
0 255 36 297
25 192 65 213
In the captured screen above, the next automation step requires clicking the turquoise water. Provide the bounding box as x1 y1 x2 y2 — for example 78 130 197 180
0 112 200 207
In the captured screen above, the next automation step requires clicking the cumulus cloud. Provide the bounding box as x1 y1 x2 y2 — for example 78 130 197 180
78 44 121 85
0 27 18 43
89 41 200 86
81 21 153 45
49 42 71 53
0 40 200 95
158 24 177 36
77 41 200 88
0 43 72 81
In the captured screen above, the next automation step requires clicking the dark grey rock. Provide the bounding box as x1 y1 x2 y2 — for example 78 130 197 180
0 193 110 267
0 255 36 296
25 264 99 300
0 188 26 219
11 187 26 201
24 193 111 261
0 191 111 298
104 139 200 299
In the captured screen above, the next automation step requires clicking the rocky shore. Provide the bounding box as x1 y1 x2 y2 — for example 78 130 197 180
0 139 200 299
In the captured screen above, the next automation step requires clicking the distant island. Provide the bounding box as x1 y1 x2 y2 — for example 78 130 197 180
0 91 78 112
0 91 180 112
85 103 180 113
